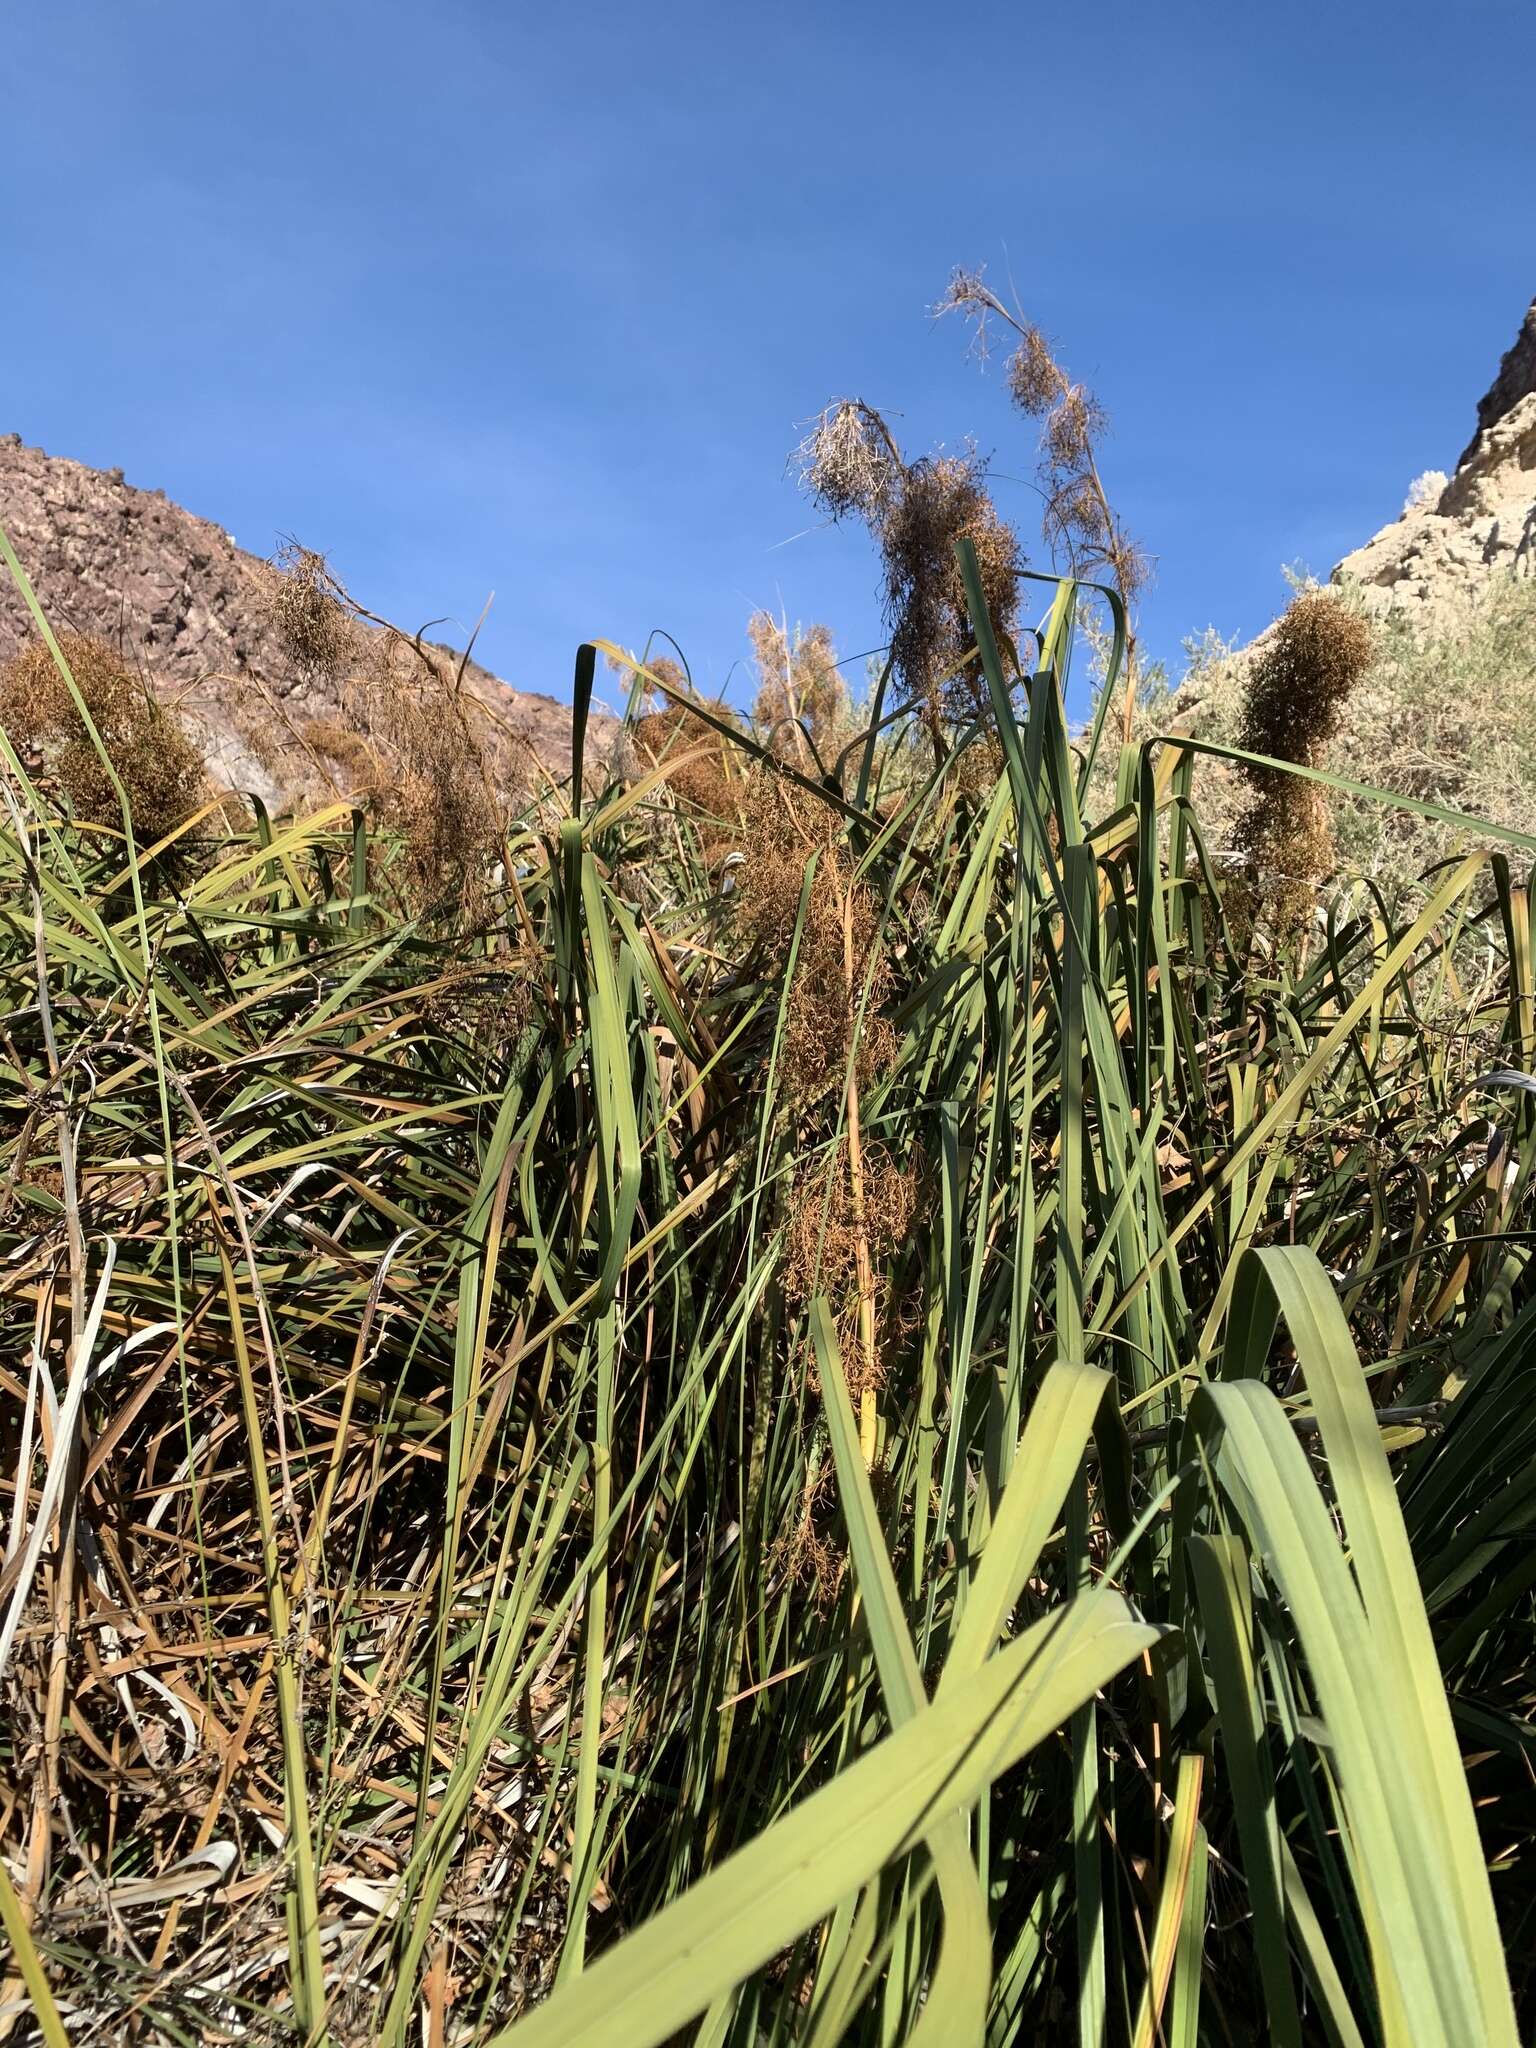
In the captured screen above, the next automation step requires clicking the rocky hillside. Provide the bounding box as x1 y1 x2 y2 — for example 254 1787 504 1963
1332 296 1536 624
1161 291 1536 893
0 436 592 810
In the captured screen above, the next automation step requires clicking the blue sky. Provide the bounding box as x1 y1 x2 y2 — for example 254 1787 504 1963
4 1 1533 717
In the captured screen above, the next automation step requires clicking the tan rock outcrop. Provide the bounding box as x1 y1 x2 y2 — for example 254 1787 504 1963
1333 298 1536 629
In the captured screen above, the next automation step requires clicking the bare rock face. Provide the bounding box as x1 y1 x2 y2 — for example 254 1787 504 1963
0 435 594 810
1456 297 1536 469
1333 298 1536 629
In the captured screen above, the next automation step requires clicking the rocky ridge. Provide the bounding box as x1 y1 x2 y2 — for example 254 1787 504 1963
0 435 597 810
1332 297 1536 627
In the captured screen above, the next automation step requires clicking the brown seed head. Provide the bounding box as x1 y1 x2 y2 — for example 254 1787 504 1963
1006 327 1066 417
749 613 848 764
633 699 742 857
1238 592 1375 770
269 542 361 682
798 400 902 522
1234 592 1375 937
1 634 204 844
880 451 1020 726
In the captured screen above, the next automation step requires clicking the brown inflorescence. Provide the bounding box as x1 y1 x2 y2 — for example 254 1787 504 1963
268 541 362 682
798 400 1021 740
771 1457 849 1609
748 613 848 767
1234 591 1375 935
880 451 1020 730
1 632 205 845
731 781 898 1104
940 269 1147 603
784 1143 917 1317
770 1459 848 1610
796 397 902 523
373 645 506 922
268 538 514 922
632 689 745 864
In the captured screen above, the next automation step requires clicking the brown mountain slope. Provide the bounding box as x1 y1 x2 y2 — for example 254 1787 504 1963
0 434 597 810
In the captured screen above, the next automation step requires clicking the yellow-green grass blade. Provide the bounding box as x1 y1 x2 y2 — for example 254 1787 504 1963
1130 1752 1205 2048
0 1859 71 2048
218 1231 329 2047
493 1592 1161 2048
1162 733 1536 856
1278 1840 1370 2048
941 1360 1112 1682
1185 1533 1303 2045
1188 1248 1519 2046
812 1299 990 2045
1227 1247 1519 2045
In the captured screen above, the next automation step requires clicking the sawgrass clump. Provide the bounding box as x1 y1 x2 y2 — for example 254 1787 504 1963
4 333 1536 2046
3 580 1534 2045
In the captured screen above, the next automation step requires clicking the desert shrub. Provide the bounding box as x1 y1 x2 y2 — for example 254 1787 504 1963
0 632 204 842
1404 467 1449 512
1335 572 1536 880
